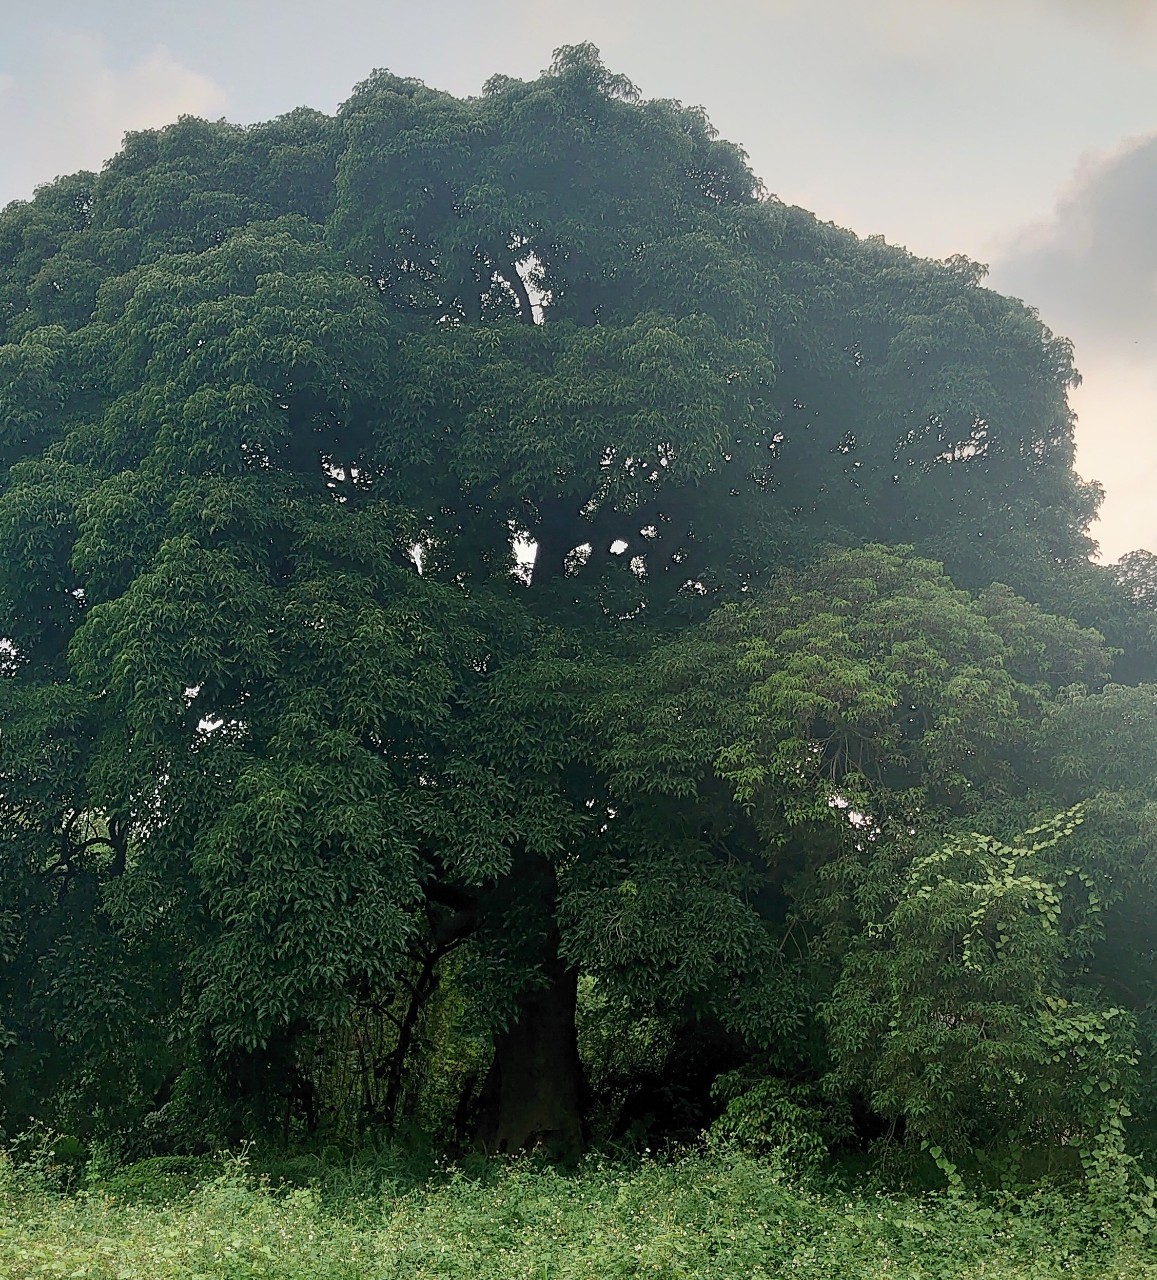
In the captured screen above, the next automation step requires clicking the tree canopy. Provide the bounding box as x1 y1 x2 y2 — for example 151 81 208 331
2 44 1156 1171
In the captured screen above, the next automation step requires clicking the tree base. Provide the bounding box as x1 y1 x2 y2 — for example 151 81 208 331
476 959 585 1159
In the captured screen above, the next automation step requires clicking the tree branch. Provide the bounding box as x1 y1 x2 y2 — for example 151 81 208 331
500 261 537 326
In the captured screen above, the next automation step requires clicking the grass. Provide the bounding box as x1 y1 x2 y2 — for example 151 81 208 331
1 1149 1155 1278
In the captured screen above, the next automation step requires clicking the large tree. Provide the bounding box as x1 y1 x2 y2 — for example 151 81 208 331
2 45 1153 1156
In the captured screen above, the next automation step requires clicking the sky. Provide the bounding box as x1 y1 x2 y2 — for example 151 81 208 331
1 0 1154 558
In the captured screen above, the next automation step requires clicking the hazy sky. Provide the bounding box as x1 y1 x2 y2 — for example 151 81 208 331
2 0 1154 557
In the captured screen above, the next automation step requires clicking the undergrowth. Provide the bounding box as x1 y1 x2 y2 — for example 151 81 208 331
1 1147 1156 1278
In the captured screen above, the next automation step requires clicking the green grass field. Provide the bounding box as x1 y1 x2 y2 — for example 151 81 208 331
2 1150 1155 1279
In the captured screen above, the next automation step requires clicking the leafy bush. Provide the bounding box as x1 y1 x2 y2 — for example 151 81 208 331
96 1153 218 1204
708 1072 851 1171
822 809 1141 1178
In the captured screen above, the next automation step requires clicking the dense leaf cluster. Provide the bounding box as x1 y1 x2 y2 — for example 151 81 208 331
1 44 1155 1173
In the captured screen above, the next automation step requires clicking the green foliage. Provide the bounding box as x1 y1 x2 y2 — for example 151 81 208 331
575 974 676 1138
1 42 1155 1167
94 1154 220 1204
3 1150 1157 1278
822 811 1139 1164
708 1073 851 1171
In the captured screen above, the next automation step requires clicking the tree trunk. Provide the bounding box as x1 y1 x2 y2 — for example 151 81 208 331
476 953 585 1159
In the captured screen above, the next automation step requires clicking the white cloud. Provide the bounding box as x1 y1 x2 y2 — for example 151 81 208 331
993 132 1157 360
0 29 227 206
990 136 1157 559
